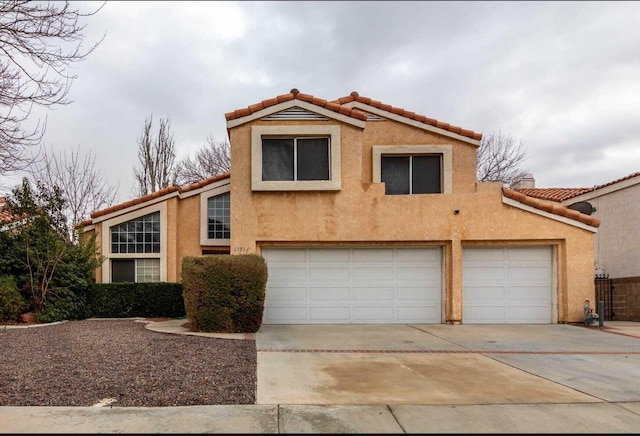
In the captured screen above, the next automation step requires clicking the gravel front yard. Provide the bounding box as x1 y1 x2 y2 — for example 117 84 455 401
0 319 257 407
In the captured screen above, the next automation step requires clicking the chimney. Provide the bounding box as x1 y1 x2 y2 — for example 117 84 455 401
511 173 535 190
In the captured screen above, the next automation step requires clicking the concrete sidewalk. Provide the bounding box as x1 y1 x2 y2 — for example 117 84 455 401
2 320 640 433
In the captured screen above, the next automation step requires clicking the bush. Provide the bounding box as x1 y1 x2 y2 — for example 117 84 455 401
38 287 88 323
182 254 268 333
0 276 27 322
87 282 185 318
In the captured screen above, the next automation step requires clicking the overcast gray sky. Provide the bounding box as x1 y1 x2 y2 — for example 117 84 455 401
4 1 640 203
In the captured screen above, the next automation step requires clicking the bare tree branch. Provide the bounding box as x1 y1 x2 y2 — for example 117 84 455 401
0 0 105 178
476 130 529 187
29 144 119 242
175 134 230 185
133 114 177 196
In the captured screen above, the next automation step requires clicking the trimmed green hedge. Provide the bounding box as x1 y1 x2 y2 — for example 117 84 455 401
182 254 267 333
87 282 186 318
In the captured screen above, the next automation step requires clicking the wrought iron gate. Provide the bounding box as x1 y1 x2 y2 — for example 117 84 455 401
594 273 615 321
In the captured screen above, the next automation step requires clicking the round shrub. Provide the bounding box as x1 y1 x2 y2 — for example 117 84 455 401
0 276 27 322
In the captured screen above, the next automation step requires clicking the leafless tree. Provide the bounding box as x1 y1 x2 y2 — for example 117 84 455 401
0 1 105 179
175 134 230 185
133 115 177 196
476 131 528 187
29 145 119 242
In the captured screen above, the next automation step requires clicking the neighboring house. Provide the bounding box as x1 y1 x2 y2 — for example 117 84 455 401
81 89 601 325
515 172 640 320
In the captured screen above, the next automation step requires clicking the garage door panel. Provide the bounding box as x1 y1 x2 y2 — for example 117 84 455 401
309 267 350 281
397 248 441 262
309 306 350 322
508 285 550 300
353 287 395 301
464 248 505 262
397 305 440 321
507 247 551 261
463 246 552 324
309 287 350 300
397 265 440 281
309 249 350 262
464 266 505 282
507 306 550 323
264 306 307 322
464 306 506 324
397 286 435 300
262 247 442 324
352 248 394 262
268 287 307 301
507 266 550 282
266 249 307 262
464 286 506 300
352 306 395 321
353 266 394 281
269 267 307 281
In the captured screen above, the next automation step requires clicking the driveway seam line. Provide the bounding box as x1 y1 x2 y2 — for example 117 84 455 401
257 349 640 354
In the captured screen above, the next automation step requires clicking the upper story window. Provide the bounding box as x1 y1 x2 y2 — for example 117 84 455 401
381 155 442 195
110 211 160 254
372 145 453 195
251 125 341 191
262 137 330 181
208 192 230 239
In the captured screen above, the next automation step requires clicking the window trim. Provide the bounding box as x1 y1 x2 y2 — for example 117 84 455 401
372 145 452 194
200 184 233 248
101 202 167 283
200 185 231 246
251 125 341 191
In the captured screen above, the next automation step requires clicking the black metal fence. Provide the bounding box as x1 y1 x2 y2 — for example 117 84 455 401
595 273 615 321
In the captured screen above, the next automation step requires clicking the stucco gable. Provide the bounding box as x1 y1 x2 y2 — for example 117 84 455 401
335 91 482 145
225 89 368 129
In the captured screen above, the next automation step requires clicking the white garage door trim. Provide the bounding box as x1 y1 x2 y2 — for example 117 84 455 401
261 247 443 324
462 246 556 324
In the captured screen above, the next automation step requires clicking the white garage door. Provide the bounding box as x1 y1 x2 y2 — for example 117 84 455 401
463 246 553 324
261 247 442 324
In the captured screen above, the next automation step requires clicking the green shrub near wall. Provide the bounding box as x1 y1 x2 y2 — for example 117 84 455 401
182 254 267 333
87 282 186 318
0 276 26 322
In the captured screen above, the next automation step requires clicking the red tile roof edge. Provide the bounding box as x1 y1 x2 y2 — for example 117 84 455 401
89 173 231 220
225 89 368 122
503 187 600 228
335 91 483 141
517 172 640 202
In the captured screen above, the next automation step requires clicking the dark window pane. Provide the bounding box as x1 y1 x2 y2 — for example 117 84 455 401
111 244 119 254
297 138 329 180
381 156 410 195
112 259 135 283
262 139 294 181
412 155 442 194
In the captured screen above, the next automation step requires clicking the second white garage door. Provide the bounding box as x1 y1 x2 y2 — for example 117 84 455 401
261 247 442 324
462 246 554 324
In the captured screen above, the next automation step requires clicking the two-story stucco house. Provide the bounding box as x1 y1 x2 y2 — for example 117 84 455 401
81 89 601 325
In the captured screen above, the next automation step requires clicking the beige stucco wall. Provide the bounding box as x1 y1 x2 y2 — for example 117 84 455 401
229 117 596 324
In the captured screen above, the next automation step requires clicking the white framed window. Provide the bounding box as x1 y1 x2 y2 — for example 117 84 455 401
200 185 231 247
101 203 167 283
373 145 452 195
262 137 330 181
111 258 160 283
251 125 341 191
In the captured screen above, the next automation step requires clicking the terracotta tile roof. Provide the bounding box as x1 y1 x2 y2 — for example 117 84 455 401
503 187 600 228
89 172 231 220
225 89 369 122
517 172 640 202
334 91 483 141
515 188 593 202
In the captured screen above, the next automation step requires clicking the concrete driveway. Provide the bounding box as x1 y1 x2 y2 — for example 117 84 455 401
255 323 640 406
